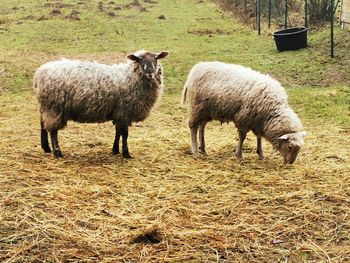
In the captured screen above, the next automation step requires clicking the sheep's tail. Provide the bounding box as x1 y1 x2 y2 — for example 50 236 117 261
180 81 189 106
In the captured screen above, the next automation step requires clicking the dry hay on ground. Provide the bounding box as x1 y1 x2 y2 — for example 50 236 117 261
0 90 349 262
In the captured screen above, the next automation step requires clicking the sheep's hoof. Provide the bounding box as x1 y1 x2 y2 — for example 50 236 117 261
43 147 52 153
199 149 208 155
235 153 243 161
191 148 199 156
53 149 63 158
112 149 120 155
122 151 132 159
235 154 244 164
258 155 265 160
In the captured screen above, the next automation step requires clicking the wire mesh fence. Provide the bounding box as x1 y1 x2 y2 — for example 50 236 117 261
219 0 340 57
220 0 340 30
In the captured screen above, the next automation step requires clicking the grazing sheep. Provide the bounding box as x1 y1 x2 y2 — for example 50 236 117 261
181 61 306 164
34 50 169 158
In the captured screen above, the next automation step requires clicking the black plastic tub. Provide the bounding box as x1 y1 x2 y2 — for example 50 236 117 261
273 27 308 51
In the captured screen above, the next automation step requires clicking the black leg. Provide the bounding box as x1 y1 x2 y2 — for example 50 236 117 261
112 125 122 155
50 130 63 158
121 126 132 158
41 121 51 153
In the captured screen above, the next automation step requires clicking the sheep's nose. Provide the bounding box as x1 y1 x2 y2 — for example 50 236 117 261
146 73 155 79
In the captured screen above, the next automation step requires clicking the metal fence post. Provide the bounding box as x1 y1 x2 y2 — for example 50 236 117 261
305 0 308 28
257 0 261 35
285 0 288 29
330 0 334 58
268 0 272 28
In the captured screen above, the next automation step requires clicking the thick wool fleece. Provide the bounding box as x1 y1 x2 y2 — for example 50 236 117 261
34 54 164 131
181 61 303 147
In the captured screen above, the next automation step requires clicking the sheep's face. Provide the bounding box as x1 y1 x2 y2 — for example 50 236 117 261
127 51 169 80
277 131 306 164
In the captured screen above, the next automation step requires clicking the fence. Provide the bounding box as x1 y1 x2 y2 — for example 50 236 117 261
221 0 340 57
340 0 350 29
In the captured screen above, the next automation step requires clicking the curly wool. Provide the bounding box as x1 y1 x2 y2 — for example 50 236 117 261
34 52 164 131
181 61 303 147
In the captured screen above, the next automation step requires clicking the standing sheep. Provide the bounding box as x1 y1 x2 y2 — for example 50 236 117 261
181 61 306 164
34 50 169 158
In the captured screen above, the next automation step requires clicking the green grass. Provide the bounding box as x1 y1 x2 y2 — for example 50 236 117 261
0 0 350 262
1 0 349 124
289 85 350 126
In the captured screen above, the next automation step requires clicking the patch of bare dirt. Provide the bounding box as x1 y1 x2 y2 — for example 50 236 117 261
65 9 81 20
98 0 122 14
50 8 62 16
43 2 74 9
71 10 81 15
37 16 49 21
130 0 141 6
107 11 116 17
22 15 35 20
65 13 81 21
187 28 232 36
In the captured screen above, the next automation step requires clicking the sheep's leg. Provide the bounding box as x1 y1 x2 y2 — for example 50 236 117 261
189 114 199 155
190 125 199 155
112 125 122 155
235 130 247 162
257 136 264 160
121 126 132 159
198 122 207 155
189 104 206 156
50 130 63 158
40 120 51 153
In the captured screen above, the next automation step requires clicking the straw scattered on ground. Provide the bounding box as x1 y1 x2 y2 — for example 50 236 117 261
1 0 350 261
0 90 349 262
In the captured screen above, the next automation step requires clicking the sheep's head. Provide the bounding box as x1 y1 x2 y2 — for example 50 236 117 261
127 50 169 80
277 131 306 164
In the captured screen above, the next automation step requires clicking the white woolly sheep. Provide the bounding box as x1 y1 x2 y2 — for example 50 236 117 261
34 50 169 158
181 61 306 164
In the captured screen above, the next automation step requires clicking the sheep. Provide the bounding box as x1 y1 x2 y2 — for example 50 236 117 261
181 61 306 164
34 50 169 158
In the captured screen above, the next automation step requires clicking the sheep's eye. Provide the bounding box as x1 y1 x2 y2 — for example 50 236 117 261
288 145 292 151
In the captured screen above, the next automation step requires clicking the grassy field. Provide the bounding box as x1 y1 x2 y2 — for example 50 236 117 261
1 0 350 262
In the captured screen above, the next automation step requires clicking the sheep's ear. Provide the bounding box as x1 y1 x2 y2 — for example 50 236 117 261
127 54 141 62
156 51 169 60
278 134 290 141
